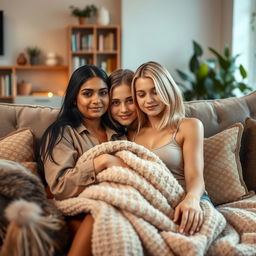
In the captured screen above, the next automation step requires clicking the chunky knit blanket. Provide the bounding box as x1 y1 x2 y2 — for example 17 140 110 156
54 141 256 256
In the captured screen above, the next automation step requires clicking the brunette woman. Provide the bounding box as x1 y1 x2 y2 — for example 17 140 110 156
40 65 126 256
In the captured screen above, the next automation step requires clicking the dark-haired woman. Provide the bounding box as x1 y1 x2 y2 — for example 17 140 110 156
40 65 126 256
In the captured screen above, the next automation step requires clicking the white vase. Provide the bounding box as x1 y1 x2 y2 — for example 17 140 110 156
45 52 58 66
97 7 110 25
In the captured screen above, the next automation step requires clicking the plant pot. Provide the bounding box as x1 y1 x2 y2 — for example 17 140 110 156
78 17 87 25
17 82 32 95
30 56 40 65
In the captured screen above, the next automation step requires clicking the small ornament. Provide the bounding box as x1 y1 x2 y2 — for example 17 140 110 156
45 52 58 66
16 53 27 65
97 7 110 25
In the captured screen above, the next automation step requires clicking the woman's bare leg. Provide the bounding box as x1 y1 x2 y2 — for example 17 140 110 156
67 213 94 256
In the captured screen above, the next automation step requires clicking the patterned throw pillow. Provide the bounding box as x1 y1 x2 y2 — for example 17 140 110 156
204 123 249 205
0 128 38 176
241 118 256 191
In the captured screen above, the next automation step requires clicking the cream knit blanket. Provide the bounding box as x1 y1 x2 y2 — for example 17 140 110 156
54 141 256 256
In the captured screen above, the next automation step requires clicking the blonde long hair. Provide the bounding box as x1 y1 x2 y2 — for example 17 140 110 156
131 61 185 131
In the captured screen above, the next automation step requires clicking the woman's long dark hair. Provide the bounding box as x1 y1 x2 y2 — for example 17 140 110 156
40 65 110 167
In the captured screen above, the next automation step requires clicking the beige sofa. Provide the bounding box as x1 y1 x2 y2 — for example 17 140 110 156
0 91 256 254
1 91 256 195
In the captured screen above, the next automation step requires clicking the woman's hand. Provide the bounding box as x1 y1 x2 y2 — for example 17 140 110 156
94 154 128 174
173 194 203 235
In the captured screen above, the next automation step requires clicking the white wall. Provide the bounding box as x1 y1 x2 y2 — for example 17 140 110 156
121 0 233 80
0 0 120 65
0 0 235 83
232 0 256 89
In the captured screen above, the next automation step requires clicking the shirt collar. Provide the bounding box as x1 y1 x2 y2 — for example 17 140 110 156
76 123 89 134
76 123 124 141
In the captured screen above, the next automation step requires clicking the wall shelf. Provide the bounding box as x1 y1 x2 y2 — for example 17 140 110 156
0 65 69 103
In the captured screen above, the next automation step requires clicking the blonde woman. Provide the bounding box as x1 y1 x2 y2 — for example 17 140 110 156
130 61 208 236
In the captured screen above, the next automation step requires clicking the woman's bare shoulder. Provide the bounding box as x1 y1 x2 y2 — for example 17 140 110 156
179 118 204 136
181 117 203 127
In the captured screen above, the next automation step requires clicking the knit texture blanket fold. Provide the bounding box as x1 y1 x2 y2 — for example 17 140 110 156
54 140 256 256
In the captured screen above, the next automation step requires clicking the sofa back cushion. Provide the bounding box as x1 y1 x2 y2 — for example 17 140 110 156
184 91 256 138
0 103 59 154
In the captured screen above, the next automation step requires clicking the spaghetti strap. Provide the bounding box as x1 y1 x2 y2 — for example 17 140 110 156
172 118 184 140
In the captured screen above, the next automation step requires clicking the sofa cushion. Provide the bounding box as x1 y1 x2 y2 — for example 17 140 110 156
204 123 249 205
184 91 256 138
241 118 256 191
0 128 38 177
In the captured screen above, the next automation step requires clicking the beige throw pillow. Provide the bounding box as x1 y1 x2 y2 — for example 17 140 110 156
0 128 38 176
204 123 249 205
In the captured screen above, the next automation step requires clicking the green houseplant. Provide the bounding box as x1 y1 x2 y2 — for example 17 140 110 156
70 4 97 24
176 41 252 100
26 46 41 65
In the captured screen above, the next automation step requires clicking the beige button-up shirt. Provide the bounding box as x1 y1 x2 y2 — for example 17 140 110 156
43 123 122 200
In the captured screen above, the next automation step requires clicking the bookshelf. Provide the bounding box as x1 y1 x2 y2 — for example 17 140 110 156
0 65 68 104
67 25 120 76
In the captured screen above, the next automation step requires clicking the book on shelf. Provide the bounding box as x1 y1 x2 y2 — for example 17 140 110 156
72 56 93 71
98 34 104 51
104 32 115 51
71 32 93 51
0 73 12 97
100 57 117 74
97 32 115 51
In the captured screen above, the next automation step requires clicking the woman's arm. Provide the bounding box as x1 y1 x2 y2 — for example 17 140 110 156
94 154 128 174
43 126 128 200
43 124 105 200
173 118 205 235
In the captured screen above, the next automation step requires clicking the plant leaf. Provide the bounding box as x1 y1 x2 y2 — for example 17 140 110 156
239 64 247 79
209 47 227 69
224 44 230 58
193 41 203 56
189 54 200 73
238 82 252 92
238 82 247 91
176 69 194 82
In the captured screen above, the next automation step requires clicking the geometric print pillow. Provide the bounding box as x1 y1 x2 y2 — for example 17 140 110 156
0 128 38 176
204 123 249 205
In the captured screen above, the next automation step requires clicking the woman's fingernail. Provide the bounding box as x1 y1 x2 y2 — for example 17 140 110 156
190 231 194 235
179 229 183 233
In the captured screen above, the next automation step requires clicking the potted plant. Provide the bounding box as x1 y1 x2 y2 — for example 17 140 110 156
26 46 41 65
176 41 252 100
69 4 97 24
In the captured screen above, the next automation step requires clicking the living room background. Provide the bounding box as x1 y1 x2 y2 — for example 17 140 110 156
0 0 255 93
